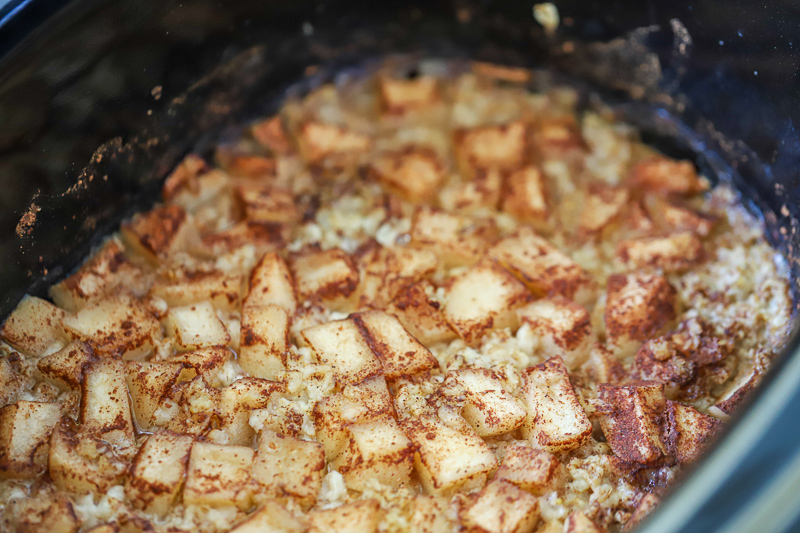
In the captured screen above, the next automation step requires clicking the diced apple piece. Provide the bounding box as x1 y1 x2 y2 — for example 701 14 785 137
597 382 668 465
125 433 193 516
235 185 299 224
169 345 230 382
660 202 716 236
215 150 277 179
80 358 135 448
627 156 707 195
0 401 62 479
604 273 676 351
711 365 763 417
297 121 371 167
358 246 438 308
666 401 722 464
502 165 548 223
443 260 531 345
48 418 127 495
402 407 498 496
516 296 592 369
7 492 80 533
184 442 254 509
616 232 704 273
535 116 584 154
62 294 162 358
521 356 592 453
153 375 220 436
37 341 95 390
578 184 629 235
126 361 183 429
459 479 540 533
455 121 528 178
239 304 289 380
584 343 626 385
453 368 526 437
332 417 414 490
313 376 395 460
378 75 440 115
494 442 564 496
489 227 594 304
164 301 231 351
121 205 198 264
217 378 285 446
307 499 383 533
251 116 293 155
564 511 607 533
410 206 498 268
353 311 438 381
245 252 297 313
0 295 66 356
439 168 503 214
623 493 660 532
252 429 325 509
302 318 382 385
411 495 454 533
290 248 359 308
162 155 227 208
201 220 287 257
368 147 444 203
150 271 242 312
229 500 307 533
387 282 457 345
632 339 696 386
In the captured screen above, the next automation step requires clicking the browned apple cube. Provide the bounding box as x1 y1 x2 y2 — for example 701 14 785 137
516 296 592 369
357 246 438 308
666 400 722 463
623 493 660 532
121 205 198 264
125 432 194 516
597 382 668 465
0 401 62 479
353 310 438 381
216 150 277 180
239 304 289 381
302 318 382 385
443 260 532 345
151 375 220 436
252 428 325 509
126 361 184 430
80 358 135 448
307 499 384 533
489 227 594 304
410 206 497 268
163 301 231 351
290 248 359 308
402 406 498 496
387 282 457 345
534 116 584 154
62 294 162 358
251 116 293 155
604 273 676 351
458 479 540 533
494 442 564 496
367 147 445 203
453 368 527 437
660 202 717 236
521 356 592 453
235 185 299 224
410 495 454 533
183 442 255 509
229 500 307 533
502 165 549 223
632 338 696 386
627 156 707 195
150 271 242 312
332 416 414 490
48 418 127 495
49 238 148 312
564 511 607 533
7 492 81 533
216 378 286 446
297 121 371 167
37 341 95 391
439 168 503 214
169 345 230 383
245 252 297 313
578 184 629 235
378 75 440 115
616 232 704 273
200 220 287 257
455 121 528 178
0 295 66 356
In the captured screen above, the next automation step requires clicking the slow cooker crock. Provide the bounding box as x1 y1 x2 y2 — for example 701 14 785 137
0 1 799 531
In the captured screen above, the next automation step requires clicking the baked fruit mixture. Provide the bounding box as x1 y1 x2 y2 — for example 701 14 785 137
0 61 792 533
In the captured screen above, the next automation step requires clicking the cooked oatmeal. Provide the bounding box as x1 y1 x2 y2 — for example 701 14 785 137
0 61 792 533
